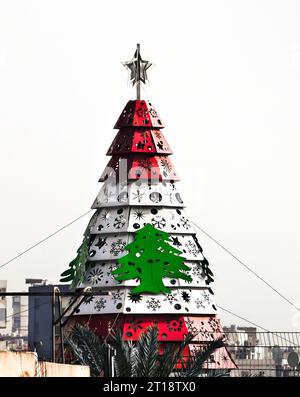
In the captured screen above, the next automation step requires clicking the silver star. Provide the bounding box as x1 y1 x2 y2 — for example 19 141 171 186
122 44 152 86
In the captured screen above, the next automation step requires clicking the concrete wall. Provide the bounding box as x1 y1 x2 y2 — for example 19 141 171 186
0 351 90 377
41 362 90 377
0 352 36 377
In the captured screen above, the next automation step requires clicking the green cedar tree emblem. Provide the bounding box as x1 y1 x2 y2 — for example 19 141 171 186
112 223 192 294
60 226 90 288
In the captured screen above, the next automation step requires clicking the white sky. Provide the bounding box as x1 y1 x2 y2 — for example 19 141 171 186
0 0 300 331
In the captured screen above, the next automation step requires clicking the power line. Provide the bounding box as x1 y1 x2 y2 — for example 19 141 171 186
218 305 270 332
192 221 300 313
0 209 93 271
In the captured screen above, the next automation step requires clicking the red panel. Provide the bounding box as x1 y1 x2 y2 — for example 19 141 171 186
114 100 164 129
128 155 178 181
99 155 179 182
107 129 172 155
123 315 188 341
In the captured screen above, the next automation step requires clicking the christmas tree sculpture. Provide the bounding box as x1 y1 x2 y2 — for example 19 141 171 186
63 44 236 369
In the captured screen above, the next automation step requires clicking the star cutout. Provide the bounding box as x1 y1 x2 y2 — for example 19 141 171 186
172 236 182 246
122 45 152 86
136 141 145 150
94 236 107 250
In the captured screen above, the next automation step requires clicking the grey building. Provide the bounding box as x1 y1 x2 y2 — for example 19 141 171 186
12 295 28 336
0 280 7 329
28 283 72 361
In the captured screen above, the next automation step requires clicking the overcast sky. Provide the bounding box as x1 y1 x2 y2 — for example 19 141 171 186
0 0 300 331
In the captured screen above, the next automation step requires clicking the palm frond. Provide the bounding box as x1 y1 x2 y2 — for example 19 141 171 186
132 326 159 377
181 338 224 377
65 324 107 377
111 329 134 377
157 332 195 377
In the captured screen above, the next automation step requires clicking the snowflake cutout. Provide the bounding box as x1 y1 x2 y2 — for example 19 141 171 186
149 108 158 118
132 189 145 203
185 318 194 332
198 327 210 339
136 107 148 118
146 298 161 311
94 298 106 312
87 268 103 285
113 215 126 229
110 239 126 256
208 317 222 333
100 210 111 221
163 293 179 304
139 131 149 139
167 319 183 332
180 217 191 229
151 216 166 229
138 158 153 170
185 240 199 257
127 318 144 332
160 157 172 173
133 209 145 220
192 263 204 278
153 131 162 140
202 291 211 304
195 298 205 309
111 290 124 303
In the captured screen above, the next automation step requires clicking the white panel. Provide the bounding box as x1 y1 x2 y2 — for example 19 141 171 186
90 207 194 235
122 288 217 315
92 181 185 208
76 287 217 315
128 181 185 207
127 207 195 234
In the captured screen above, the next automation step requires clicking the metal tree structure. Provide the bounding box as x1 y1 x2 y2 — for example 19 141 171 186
63 44 236 370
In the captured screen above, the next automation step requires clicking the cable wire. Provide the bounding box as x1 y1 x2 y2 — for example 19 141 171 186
218 305 298 347
0 209 93 271
192 220 300 312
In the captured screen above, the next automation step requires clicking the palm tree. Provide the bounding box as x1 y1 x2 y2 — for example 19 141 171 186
66 323 107 377
66 323 225 377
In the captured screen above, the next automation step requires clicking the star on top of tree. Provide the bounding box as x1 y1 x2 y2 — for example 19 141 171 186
122 44 152 99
